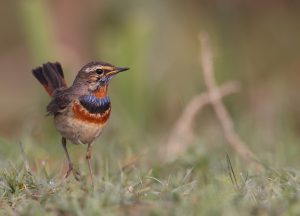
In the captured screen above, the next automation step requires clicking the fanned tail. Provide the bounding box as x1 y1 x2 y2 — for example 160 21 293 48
32 62 67 96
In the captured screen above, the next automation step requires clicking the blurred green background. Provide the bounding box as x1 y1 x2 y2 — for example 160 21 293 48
1 0 300 169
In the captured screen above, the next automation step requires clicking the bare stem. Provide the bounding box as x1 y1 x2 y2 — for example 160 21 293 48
164 81 239 161
199 32 264 172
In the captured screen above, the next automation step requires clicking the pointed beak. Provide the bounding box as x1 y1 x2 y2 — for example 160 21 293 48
116 67 129 73
106 66 129 76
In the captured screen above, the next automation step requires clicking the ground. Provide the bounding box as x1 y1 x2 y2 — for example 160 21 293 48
1 136 300 216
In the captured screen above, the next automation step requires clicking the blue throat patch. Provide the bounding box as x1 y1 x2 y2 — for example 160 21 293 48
79 94 110 114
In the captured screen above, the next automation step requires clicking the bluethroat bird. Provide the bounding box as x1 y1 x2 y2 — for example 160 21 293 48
32 61 129 184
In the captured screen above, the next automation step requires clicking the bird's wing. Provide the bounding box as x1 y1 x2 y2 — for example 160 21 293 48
46 87 76 116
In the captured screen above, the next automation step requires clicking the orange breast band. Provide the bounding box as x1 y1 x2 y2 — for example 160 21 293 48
72 102 111 124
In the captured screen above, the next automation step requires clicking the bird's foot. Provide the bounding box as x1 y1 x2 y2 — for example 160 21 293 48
65 164 81 181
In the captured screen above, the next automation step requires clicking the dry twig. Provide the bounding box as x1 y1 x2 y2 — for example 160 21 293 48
163 33 264 173
199 33 264 172
164 81 239 161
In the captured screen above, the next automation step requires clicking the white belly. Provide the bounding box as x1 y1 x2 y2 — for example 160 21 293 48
54 115 105 145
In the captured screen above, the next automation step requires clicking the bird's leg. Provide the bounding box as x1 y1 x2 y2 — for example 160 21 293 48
62 137 80 181
86 143 94 186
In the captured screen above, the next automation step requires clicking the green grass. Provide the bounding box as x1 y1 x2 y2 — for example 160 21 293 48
1 138 300 216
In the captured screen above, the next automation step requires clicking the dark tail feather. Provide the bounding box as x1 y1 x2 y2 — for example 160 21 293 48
32 62 67 96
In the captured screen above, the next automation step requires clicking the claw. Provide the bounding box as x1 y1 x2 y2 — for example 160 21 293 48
73 169 81 181
62 137 81 181
65 164 81 181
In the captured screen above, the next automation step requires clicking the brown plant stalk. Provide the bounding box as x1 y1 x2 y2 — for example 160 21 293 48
199 33 264 172
164 81 239 161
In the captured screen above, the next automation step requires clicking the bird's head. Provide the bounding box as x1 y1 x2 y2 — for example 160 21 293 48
74 61 129 92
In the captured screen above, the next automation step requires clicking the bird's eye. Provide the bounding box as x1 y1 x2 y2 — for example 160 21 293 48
95 69 104 75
